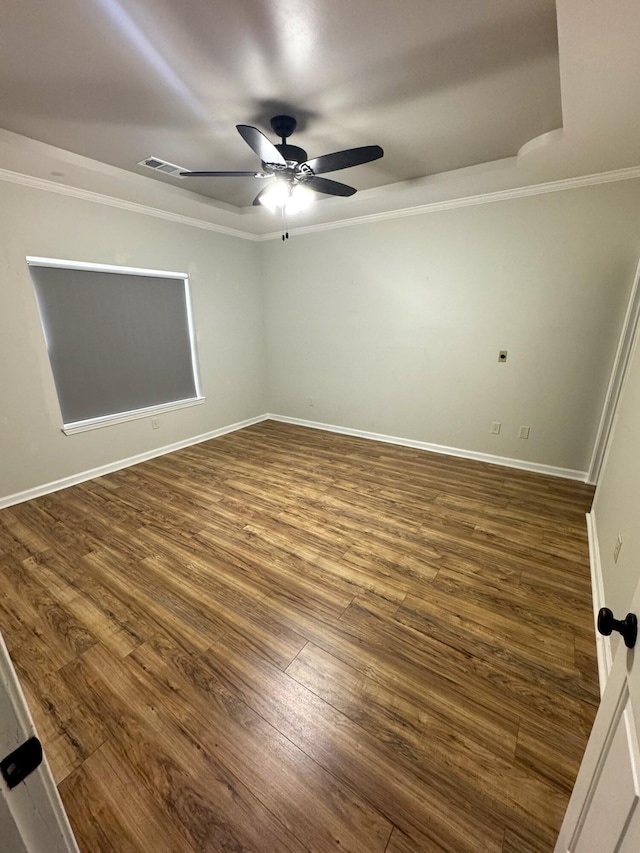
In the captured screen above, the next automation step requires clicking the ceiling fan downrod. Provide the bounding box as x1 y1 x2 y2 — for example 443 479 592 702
270 115 308 164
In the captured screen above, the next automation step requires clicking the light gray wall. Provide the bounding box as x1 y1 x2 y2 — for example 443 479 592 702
3 175 640 503
263 179 640 472
592 324 640 649
0 182 265 500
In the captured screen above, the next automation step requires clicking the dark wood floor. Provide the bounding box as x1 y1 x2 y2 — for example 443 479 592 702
0 420 598 852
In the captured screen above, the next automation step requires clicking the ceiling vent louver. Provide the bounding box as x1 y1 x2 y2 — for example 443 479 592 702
138 156 187 178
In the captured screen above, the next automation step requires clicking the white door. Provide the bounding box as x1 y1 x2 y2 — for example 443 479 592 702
555 577 640 852
0 632 79 853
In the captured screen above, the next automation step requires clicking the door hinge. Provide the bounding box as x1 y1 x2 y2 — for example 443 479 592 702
0 737 43 789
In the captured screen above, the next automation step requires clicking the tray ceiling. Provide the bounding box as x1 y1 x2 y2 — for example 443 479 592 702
0 0 562 209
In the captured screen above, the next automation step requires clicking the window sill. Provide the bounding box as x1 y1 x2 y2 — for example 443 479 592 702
62 397 205 435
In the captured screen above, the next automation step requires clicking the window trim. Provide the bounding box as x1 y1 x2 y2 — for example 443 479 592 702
27 256 204 434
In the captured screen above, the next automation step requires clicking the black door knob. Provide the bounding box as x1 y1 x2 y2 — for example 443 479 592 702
597 607 638 649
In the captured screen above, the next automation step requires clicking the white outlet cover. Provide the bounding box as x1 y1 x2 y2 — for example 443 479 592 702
614 536 622 563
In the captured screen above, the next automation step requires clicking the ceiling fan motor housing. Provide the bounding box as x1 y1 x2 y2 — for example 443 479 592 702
270 114 297 139
274 143 308 165
268 116 307 165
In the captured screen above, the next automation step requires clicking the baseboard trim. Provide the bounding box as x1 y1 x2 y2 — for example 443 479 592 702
586 511 611 696
0 414 269 509
267 414 588 481
0 412 589 508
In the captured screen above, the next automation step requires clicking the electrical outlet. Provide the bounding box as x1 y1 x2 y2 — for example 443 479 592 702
518 426 530 439
490 422 501 435
498 350 508 363
151 417 160 430
307 396 315 407
614 535 622 563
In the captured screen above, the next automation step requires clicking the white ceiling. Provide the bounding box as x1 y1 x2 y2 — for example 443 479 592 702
0 0 562 206
1 0 639 235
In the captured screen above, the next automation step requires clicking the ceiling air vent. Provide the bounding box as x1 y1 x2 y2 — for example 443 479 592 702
138 156 187 179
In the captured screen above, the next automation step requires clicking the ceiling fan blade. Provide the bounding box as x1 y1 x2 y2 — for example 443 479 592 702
303 176 357 197
180 170 271 177
237 125 287 166
302 145 383 175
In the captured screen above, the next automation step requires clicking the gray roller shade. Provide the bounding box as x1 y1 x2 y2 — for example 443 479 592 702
29 262 201 429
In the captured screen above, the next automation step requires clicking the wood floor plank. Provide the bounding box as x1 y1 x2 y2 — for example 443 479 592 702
394 592 582 698
339 600 596 735
203 633 505 852
0 552 98 669
0 420 597 852
433 561 593 634
19 671 107 785
261 593 522 760
59 762 147 853
19 554 142 659
286 640 517 775
384 825 451 853
59 741 199 853
515 711 591 795
62 644 312 853
127 636 393 853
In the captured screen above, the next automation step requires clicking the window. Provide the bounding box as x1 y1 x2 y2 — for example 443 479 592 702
28 257 203 434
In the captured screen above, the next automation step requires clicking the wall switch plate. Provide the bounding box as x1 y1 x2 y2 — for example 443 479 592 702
307 396 315 407
518 426 530 439
490 422 501 435
614 535 622 563
151 417 160 429
498 350 508 363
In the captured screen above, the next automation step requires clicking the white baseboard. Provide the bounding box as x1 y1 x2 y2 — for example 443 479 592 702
267 414 589 481
0 412 589 510
0 414 269 509
586 511 611 696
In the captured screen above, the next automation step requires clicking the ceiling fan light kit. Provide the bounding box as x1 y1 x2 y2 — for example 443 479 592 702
180 114 384 229
259 182 314 215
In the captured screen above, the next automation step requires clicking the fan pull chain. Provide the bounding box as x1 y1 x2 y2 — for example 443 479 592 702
281 208 289 241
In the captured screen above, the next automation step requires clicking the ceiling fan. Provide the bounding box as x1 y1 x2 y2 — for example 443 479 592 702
180 115 384 214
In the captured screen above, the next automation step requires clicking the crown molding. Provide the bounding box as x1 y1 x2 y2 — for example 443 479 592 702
258 164 640 240
2 162 640 243
0 168 259 241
